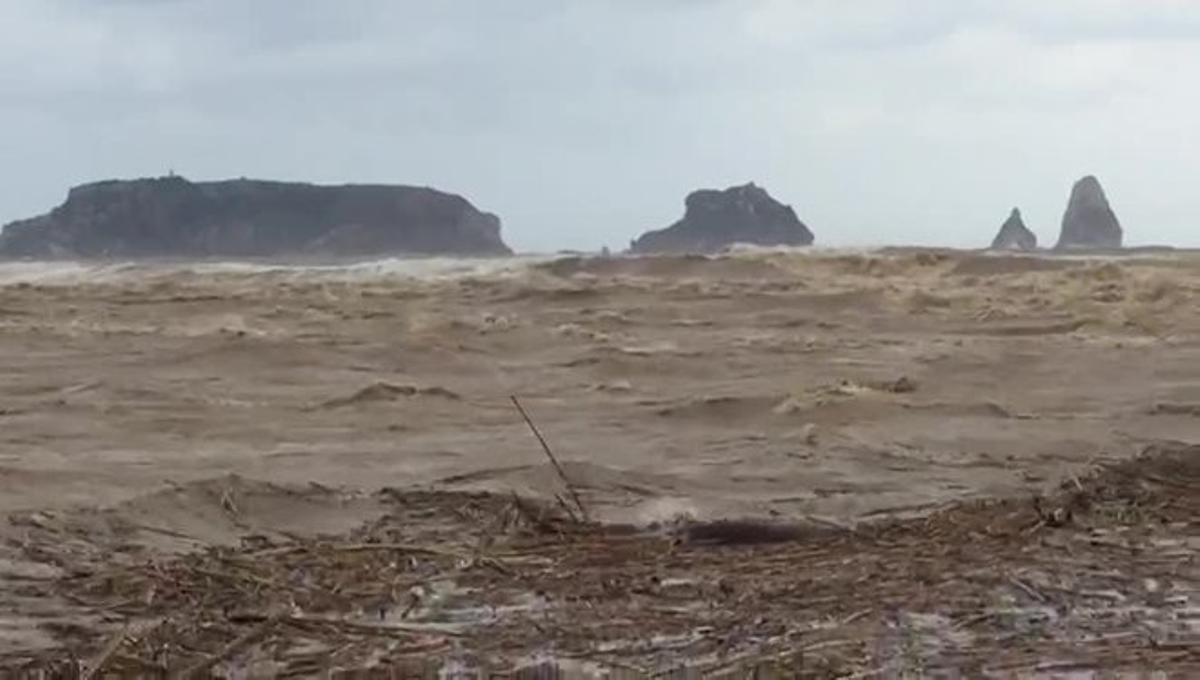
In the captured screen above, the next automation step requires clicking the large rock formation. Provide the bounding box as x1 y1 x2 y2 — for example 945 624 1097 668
989 208 1037 251
1055 176 1123 250
630 183 814 254
0 176 511 259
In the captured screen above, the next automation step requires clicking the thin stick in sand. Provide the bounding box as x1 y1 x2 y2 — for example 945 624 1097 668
510 395 590 522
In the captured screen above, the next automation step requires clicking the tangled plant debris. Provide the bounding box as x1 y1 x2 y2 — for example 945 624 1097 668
3 444 1200 677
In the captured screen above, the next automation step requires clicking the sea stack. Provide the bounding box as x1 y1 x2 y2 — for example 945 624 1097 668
630 182 814 254
1055 176 1123 250
990 208 1037 251
0 176 511 259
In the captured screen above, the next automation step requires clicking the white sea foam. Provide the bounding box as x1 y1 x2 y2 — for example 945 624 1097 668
0 254 562 285
0 246 1183 286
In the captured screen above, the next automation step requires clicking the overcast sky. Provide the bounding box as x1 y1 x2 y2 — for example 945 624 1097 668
1 0 1197 251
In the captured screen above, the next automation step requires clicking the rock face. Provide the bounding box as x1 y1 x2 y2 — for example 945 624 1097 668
630 183 814 254
1055 176 1122 250
990 208 1037 251
0 176 511 259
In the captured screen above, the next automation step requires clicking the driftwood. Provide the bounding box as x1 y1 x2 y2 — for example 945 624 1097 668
176 616 279 679
510 395 591 522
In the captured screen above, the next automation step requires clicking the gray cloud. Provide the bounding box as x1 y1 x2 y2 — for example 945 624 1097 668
2 0 1199 250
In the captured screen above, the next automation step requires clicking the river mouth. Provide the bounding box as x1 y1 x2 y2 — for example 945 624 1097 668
2 249 1199 675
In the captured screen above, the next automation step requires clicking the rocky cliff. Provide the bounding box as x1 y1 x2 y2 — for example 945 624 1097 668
630 183 814 254
0 176 511 258
990 208 1037 251
1055 176 1123 250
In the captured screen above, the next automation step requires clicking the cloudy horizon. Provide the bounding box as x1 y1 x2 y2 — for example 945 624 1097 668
2 0 1198 252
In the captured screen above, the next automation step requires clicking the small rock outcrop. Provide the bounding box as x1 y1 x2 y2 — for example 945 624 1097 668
630 183 814 254
1055 176 1123 250
0 176 511 259
990 208 1037 251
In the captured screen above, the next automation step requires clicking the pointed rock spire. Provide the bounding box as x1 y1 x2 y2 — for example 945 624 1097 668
1055 176 1123 250
990 207 1037 251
